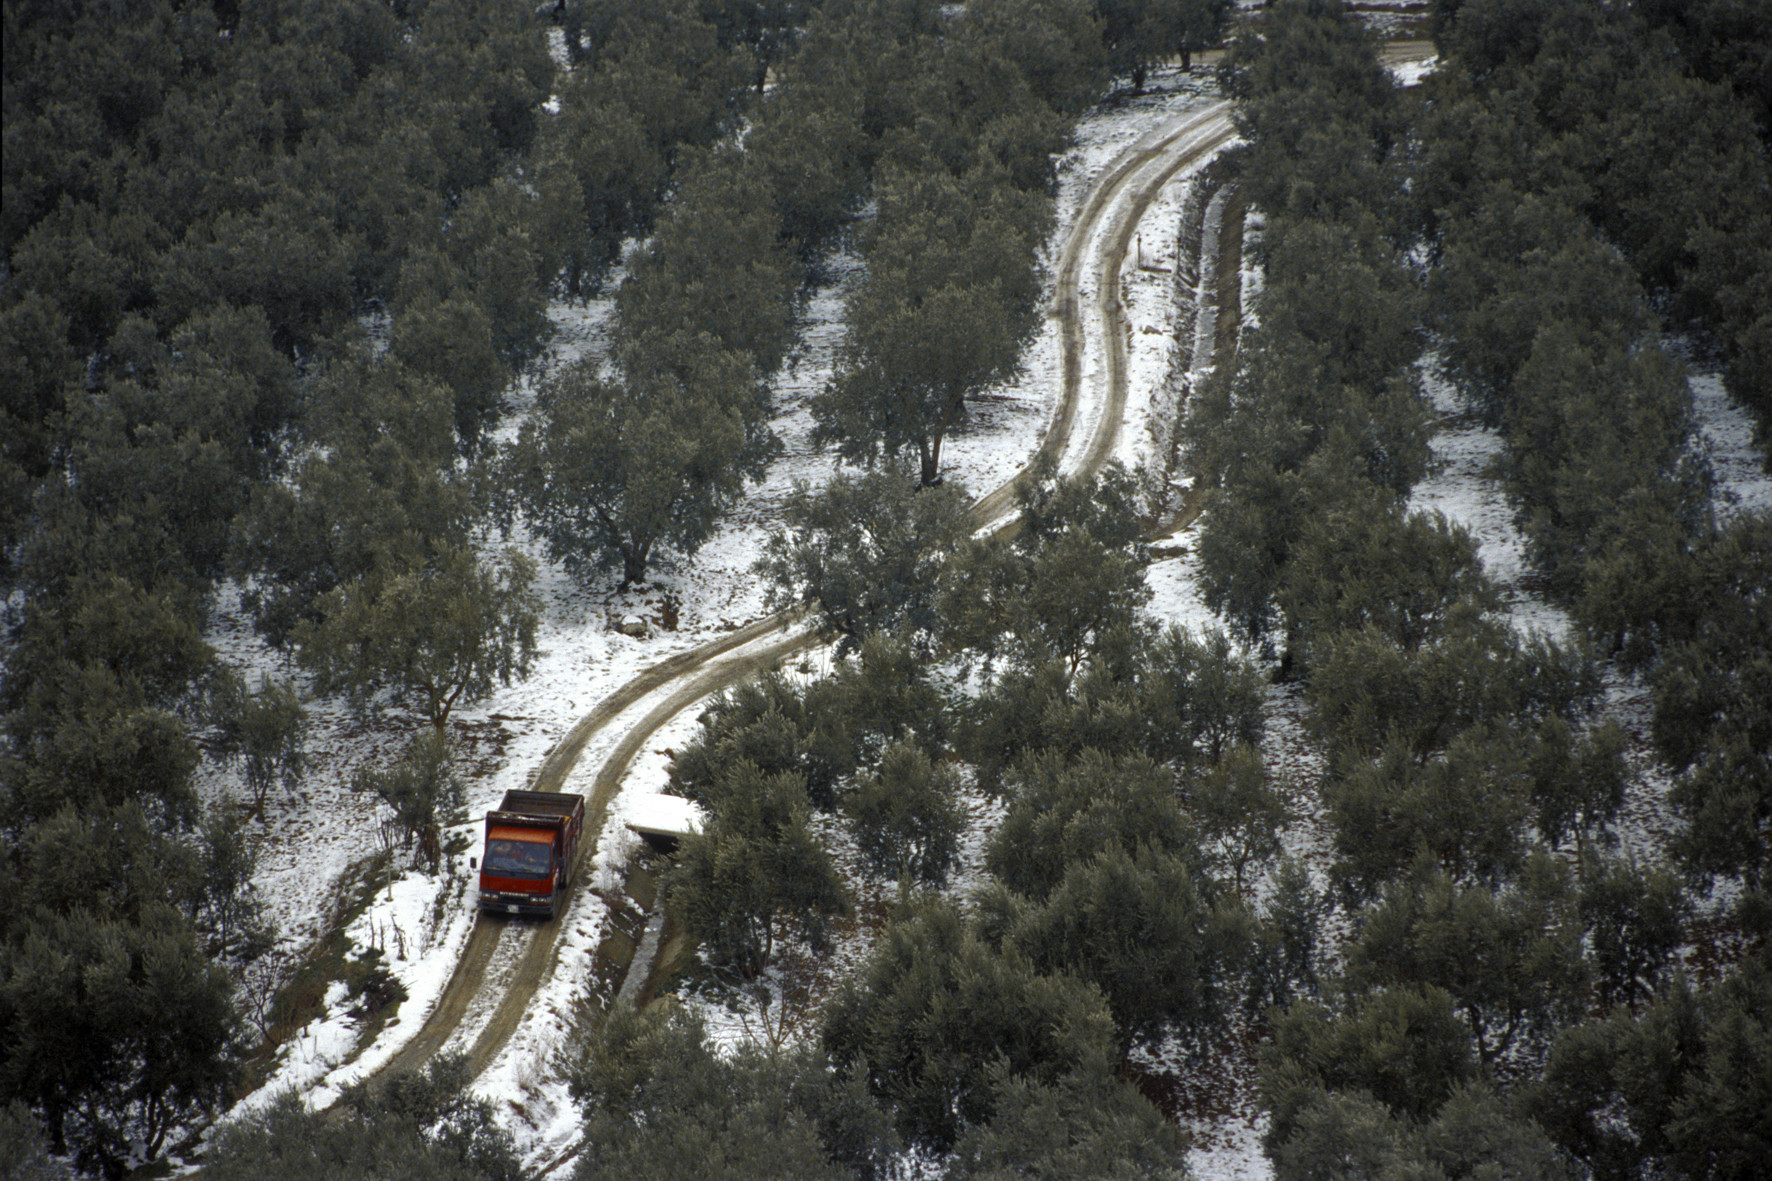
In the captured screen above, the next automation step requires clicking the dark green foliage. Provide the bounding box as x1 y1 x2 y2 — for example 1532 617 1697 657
1637 0 1772 142
947 1063 1188 1180
207 671 309 818
1501 326 1712 604
670 635 949 811
805 633 953 771
558 0 752 149
570 999 714 1123
1254 214 1424 408
792 0 1119 485
822 894 1117 1150
943 527 1148 672
1260 986 1478 1156
569 1002 890 1181
0 2 768 1169
745 85 871 257
194 805 275 963
1420 0 1772 685
1004 843 1254 1054
12 805 202 929
1271 1084 1568 1181
938 462 1152 677
0 1100 67 1181
50 305 297 583
0 292 74 574
1579 508 1771 675
1344 854 1588 1066
959 0 1110 118
1100 0 1232 88
1424 191 1653 427
230 355 472 648
1 575 210 832
1230 7 1769 1181
1577 852 1691 1010
1221 0 1405 226
1417 1084 1568 1180
1248 854 1327 1015
1185 743 1286 893
534 65 665 293
878 29 1074 197
206 1055 521 1181
1269 1089 1426 1181
293 542 539 732
1139 623 1268 767
956 620 1262 794
1306 622 1599 763
758 464 975 652
696 0 815 91
986 749 1190 902
616 145 799 373
955 661 1085 796
1643 513 1772 896
845 742 963 886
504 333 777 587
666 762 849 979
1666 649 1772 894
670 672 821 805
813 163 1050 486
1525 717 1627 853
1432 0 1772 437
390 292 510 454
344 1053 523 1181
2 801 244 1177
1189 415 1428 656
1275 504 1498 673
5 573 212 717
8 0 558 376
351 731 467 872
1531 960 1772 1181
1323 727 1531 903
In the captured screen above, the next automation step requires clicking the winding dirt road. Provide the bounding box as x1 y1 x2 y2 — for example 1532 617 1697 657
364 95 1244 1104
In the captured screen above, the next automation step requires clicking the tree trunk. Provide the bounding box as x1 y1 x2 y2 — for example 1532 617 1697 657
622 541 649 589
921 424 948 487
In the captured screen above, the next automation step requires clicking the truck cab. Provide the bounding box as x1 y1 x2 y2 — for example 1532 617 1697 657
474 790 586 919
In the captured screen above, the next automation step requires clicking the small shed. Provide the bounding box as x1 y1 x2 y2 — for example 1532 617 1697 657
625 793 705 853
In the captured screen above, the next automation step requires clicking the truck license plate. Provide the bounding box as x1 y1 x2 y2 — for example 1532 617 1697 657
507 904 518 913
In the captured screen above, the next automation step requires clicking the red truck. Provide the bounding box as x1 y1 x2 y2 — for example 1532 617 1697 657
471 790 586 919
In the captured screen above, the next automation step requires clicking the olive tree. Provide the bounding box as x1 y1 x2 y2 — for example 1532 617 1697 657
505 331 777 587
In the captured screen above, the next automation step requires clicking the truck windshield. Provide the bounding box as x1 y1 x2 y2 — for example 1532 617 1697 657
484 838 551 879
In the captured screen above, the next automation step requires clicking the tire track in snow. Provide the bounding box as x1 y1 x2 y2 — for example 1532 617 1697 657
364 99 1245 1118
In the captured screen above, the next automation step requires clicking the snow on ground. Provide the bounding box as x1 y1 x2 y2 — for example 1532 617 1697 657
1407 354 1772 872
1691 370 1772 521
201 28 1770 1169
206 61 1238 1161
1408 367 1575 642
1388 52 1440 87
1354 1 1433 42
1115 123 1234 480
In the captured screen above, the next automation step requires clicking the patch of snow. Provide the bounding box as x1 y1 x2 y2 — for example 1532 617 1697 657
1239 210 1264 332
1691 371 1772 520
1388 54 1440 87
1408 366 1574 642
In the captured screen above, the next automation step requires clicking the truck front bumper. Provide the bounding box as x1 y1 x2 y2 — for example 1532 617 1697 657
477 889 556 916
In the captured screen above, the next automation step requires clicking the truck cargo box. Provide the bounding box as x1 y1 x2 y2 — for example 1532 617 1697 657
474 790 586 919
